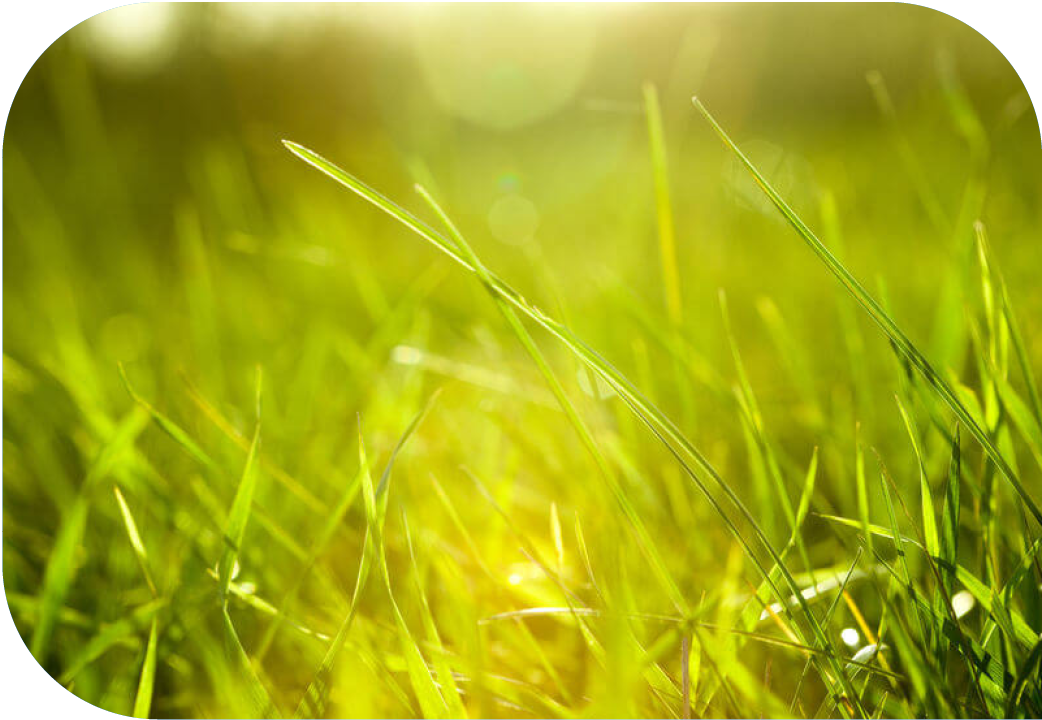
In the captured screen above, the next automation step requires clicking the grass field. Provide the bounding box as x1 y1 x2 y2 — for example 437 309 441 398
4 4 1042 718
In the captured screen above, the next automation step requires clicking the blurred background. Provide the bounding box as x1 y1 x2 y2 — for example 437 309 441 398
5 3 1039 388
4 3 1041 717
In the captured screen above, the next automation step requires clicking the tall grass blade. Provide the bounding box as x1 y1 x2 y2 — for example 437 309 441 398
413 182 689 616
642 82 683 325
691 96 1042 528
895 396 939 557
30 496 89 663
403 512 466 718
217 368 264 599
359 429 448 719
294 404 433 718
31 408 150 662
287 139 866 716
132 618 159 718
940 427 961 598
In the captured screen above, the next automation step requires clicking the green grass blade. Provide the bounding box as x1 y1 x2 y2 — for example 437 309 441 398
30 408 150 663
691 96 1042 528
221 605 280 718
895 396 939 556
217 369 264 599
940 427 961 598
403 514 467 717
254 465 363 663
294 405 431 718
642 82 683 325
414 182 689 616
999 277 1042 429
1006 637 1042 718
114 485 157 596
132 618 159 718
57 598 166 685
119 362 217 471
288 140 866 714
359 428 447 719
855 427 872 560
30 495 90 663
293 530 373 719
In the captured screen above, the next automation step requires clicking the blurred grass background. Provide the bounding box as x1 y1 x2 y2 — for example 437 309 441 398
3 3 1042 718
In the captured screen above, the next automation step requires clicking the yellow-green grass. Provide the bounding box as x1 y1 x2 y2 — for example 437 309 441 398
4 5 1042 718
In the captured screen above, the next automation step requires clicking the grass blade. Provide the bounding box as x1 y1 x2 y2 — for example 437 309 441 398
30 496 90 663
30 408 150 663
287 139 866 716
642 82 683 325
691 96 1042 528
294 403 434 718
114 485 157 596
940 427 961 599
221 605 280 718
895 396 939 557
132 618 159 718
119 362 217 471
413 182 689 616
254 465 363 663
217 368 264 599
403 512 466 718
1006 637 1042 718
358 426 448 719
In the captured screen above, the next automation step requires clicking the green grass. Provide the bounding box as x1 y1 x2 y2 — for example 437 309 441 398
5 6 1042 718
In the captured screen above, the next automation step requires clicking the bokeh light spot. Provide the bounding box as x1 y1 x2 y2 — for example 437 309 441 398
83 3 180 74
412 5 598 130
488 194 540 246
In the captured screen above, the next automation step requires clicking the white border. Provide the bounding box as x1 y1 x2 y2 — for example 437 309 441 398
1 2 1039 718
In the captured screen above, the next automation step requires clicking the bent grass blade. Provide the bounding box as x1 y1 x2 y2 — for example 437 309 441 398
690 97 1042 529
285 140 865 716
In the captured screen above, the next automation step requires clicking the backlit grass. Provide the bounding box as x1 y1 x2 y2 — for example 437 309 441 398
4 4 1042 718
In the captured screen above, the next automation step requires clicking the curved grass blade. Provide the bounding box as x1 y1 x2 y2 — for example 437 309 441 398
286 140 865 715
414 182 688 616
360 434 447 719
221 605 280 718
294 403 435 718
691 97 1042 528
411 187 840 716
403 513 467 718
